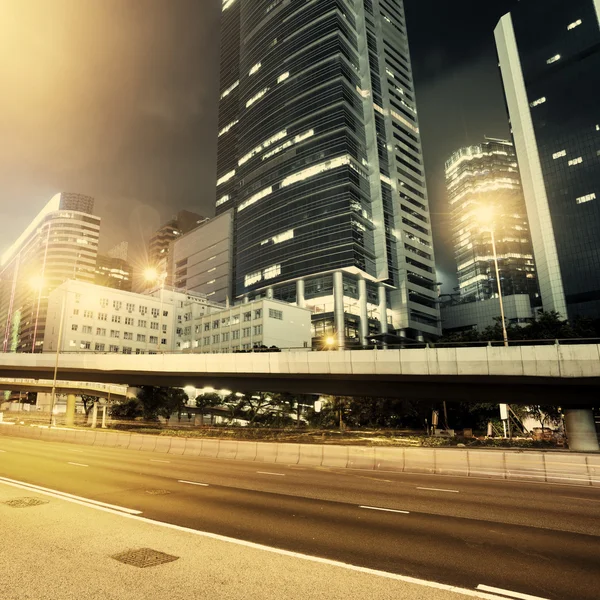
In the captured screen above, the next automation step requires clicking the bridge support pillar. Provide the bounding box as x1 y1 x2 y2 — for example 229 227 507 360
358 277 368 346
296 279 305 309
333 271 345 349
564 407 599 452
65 393 76 427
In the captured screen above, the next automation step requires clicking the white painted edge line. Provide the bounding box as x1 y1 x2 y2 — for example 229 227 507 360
0 476 142 515
359 505 409 514
67 462 88 467
416 487 459 493
477 584 550 600
178 480 209 487
150 459 171 463
0 476 525 600
257 471 285 476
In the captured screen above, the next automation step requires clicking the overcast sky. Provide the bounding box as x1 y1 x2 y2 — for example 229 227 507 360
0 0 518 291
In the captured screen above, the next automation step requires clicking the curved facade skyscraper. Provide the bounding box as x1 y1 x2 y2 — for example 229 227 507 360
216 0 439 345
0 193 100 353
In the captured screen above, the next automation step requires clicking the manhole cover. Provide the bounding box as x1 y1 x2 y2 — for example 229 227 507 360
145 489 171 495
3 497 49 508
111 548 179 568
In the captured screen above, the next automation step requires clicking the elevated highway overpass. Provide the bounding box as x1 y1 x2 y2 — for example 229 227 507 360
0 344 598 450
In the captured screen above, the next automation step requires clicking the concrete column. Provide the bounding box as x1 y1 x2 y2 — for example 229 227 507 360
333 271 345 349
91 402 98 429
101 405 107 429
378 284 388 334
564 408 599 452
358 277 368 345
65 393 76 427
296 279 306 308
266 287 274 299
243 295 249 304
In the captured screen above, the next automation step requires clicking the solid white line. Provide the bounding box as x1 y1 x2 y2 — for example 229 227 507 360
67 462 88 467
417 487 459 493
476 584 550 600
150 459 171 463
359 505 409 514
178 480 209 487
0 477 515 600
257 471 285 476
0 476 142 514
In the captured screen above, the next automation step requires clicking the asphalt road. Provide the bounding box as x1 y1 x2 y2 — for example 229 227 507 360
1 435 599 600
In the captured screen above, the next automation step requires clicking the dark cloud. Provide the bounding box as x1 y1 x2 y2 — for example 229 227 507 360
0 0 221 261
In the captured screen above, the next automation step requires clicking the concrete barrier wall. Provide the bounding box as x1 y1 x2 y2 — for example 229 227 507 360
1 424 599 486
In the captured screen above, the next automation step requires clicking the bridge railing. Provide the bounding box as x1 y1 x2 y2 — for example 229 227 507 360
6 337 599 356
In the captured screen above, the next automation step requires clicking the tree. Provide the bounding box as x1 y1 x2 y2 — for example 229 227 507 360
157 388 188 425
80 394 99 416
136 386 169 421
195 392 222 425
528 405 562 434
110 398 143 420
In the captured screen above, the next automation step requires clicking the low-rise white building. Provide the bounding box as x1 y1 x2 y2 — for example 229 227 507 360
43 280 311 355
177 297 311 353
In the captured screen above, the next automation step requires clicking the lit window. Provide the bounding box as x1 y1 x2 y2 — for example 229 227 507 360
237 186 273 212
249 62 261 76
530 97 546 107
281 155 354 188
218 120 238 137
216 170 235 186
567 19 582 30
220 80 239 100
576 193 596 205
216 195 229 207
239 130 287 165
552 150 567 159
263 264 281 280
546 54 561 64
245 270 262 287
246 87 269 108
568 157 583 166
277 72 290 83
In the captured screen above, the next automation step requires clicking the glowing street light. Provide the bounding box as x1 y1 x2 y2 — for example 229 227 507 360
475 205 508 347
143 267 159 282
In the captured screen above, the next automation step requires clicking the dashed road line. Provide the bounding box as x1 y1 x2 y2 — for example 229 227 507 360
67 462 89 467
257 471 285 476
178 480 209 487
359 505 410 514
417 487 459 493
476 584 550 600
150 459 171 463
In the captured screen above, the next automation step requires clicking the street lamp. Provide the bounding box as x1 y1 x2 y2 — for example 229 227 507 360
29 275 45 353
476 206 508 347
324 336 336 351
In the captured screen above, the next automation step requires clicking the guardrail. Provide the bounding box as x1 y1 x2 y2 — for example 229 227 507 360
4 338 600 356
1 423 598 487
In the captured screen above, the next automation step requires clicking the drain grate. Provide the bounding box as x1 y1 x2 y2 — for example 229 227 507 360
3 497 49 508
111 548 179 568
145 489 171 495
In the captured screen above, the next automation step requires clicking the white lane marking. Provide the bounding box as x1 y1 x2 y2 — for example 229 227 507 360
0 477 516 600
359 505 409 514
67 462 88 467
0 476 142 514
67 449 84 453
150 459 171 463
257 471 285 476
178 480 209 487
417 487 459 493
476 584 550 600
0 449 6 453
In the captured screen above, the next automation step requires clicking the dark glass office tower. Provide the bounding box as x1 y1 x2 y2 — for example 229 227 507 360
495 0 600 319
216 0 439 345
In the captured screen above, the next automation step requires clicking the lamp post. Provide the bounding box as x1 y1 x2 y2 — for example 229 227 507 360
477 207 509 347
48 291 67 427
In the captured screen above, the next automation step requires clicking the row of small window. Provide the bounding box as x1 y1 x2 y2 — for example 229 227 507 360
71 340 165 351
199 309 264 331
72 322 166 333
73 309 167 320
77 298 168 318
201 326 262 345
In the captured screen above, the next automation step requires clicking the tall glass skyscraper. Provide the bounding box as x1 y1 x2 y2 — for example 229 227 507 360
446 138 538 304
495 0 600 320
216 0 439 346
